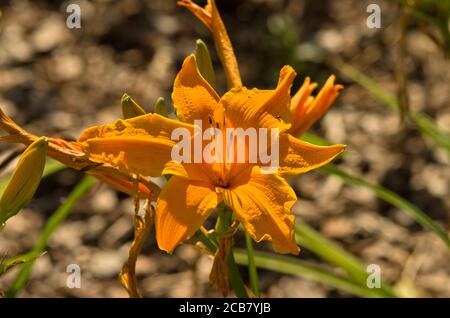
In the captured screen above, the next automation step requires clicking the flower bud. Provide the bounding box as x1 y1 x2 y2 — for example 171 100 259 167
195 39 216 88
154 97 168 117
121 93 146 119
0 137 48 224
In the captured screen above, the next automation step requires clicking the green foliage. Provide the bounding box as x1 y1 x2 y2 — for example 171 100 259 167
333 59 450 156
6 176 95 297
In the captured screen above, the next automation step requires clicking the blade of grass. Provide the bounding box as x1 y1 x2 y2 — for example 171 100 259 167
396 0 450 52
300 133 450 249
332 59 450 155
233 249 383 298
5 176 96 297
195 229 218 253
245 232 260 297
411 112 450 151
198 195 394 297
295 221 397 297
300 132 332 147
227 250 249 298
320 164 450 249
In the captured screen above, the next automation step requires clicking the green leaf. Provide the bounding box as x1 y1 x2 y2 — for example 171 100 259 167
300 132 331 146
6 176 96 297
233 249 384 298
301 134 449 248
333 59 450 155
295 221 397 297
0 253 43 277
227 250 249 298
195 229 218 253
411 112 450 152
320 164 450 249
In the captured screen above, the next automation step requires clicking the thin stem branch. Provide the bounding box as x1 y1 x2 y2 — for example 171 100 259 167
245 232 260 297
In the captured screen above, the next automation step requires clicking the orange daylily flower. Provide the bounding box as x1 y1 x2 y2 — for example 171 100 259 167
77 0 346 255
78 55 345 255
0 0 346 259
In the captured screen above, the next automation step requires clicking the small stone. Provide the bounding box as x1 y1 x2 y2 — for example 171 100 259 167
31 15 70 52
89 250 127 279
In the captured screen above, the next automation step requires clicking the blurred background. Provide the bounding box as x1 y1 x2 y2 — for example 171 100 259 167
0 0 449 297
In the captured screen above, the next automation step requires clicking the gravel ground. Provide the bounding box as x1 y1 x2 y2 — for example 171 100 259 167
0 0 449 297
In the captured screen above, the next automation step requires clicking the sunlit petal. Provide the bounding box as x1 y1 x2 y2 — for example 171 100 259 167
156 176 220 253
221 166 300 254
79 114 194 177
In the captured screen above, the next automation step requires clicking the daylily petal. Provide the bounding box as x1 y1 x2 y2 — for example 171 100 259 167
275 65 297 123
156 176 220 253
89 169 160 201
162 160 214 183
220 65 296 131
79 114 194 177
172 54 220 127
290 77 317 116
221 166 299 254
289 75 343 137
278 133 345 176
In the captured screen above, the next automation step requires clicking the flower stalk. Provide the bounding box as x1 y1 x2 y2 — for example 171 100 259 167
178 0 242 88
245 232 261 297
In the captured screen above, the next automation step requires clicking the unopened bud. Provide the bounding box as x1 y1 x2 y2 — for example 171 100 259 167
154 97 168 117
121 93 146 119
195 39 216 88
0 137 48 224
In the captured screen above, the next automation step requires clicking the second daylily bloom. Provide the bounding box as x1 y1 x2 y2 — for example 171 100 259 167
78 55 345 255
289 75 344 137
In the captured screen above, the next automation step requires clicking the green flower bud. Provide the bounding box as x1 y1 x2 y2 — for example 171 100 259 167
121 93 146 119
154 97 168 117
195 39 216 88
0 137 48 224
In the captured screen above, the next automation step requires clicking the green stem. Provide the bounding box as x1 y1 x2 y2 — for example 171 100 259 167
6 176 95 297
226 250 249 298
245 232 260 297
214 206 249 298
214 203 229 235
234 249 384 298
295 221 397 298
196 230 218 253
